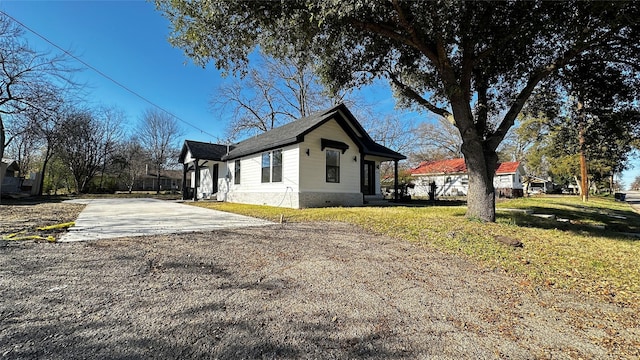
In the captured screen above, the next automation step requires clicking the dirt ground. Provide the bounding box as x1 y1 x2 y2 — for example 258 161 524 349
1 202 639 359
0 200 85 240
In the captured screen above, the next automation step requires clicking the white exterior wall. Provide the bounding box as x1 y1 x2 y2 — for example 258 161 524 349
412 171 523 198
222 145 302 208
218 118 365 208
494 173 523 190
215 162 229 201
198 165 214 199
298 119 361 194
190 161 226 200
410 174 468 197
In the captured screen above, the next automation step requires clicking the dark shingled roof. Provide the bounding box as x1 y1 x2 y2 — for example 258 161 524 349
222 103 406 161
179 140 229 163
179 104 406 163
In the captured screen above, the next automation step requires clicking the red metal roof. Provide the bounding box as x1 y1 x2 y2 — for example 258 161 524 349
410 158 521 175
410 158 467 175
495 161 521 174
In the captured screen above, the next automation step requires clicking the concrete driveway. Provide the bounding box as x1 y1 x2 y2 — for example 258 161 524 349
59 198 273 242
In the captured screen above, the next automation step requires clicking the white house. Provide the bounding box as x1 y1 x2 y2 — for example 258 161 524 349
409 158 525 198
178 104 406 208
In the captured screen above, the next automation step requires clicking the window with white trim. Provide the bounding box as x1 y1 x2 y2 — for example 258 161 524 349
261 150 283 183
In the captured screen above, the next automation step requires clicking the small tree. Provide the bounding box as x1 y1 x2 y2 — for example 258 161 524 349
94 106 126 191
56 109 119 194
112 137 148 193
136 109 182 194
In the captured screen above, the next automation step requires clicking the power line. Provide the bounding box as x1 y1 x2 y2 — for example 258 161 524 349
1 10 218 139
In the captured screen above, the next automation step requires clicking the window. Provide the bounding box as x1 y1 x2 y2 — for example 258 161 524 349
234 160 241 184
272 149 282 182
261 153 270 183
326 149 340 183
261 150 283 183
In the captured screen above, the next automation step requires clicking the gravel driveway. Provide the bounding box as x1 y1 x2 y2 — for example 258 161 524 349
2 222 638 359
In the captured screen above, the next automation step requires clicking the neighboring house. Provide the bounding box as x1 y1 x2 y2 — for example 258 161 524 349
524 175 555 194
178 104 406 208
1 158 21 194
409 158 525 198
132 169 184 192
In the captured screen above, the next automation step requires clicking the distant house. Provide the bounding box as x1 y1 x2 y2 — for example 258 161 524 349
134 169 184 192
178 104 406 208
409 158 525 198
524 175 555 194
1 158 21 194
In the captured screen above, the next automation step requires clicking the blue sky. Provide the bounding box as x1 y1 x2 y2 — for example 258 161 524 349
0 0 410 142
1 0 224 141
1 0 638 188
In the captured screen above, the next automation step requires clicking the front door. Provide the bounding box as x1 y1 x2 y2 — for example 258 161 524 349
362 160 376 195
212 164 219 194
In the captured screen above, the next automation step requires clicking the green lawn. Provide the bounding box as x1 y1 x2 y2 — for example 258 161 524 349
191 195 640 305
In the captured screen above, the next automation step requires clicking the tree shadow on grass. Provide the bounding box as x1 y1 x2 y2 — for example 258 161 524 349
497 205 640 241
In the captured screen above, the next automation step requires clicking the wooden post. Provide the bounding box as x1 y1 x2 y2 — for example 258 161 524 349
193 158 199 201
182 163 188 200
394 160 399 202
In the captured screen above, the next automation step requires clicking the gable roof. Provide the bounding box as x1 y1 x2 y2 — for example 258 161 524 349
410 158 522 176
495 161 521 174
410 158 466 175
222 103 405 161
178 140 229 163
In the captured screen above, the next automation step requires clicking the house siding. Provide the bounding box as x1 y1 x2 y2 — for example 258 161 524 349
410 168 524 198
298 119 361 194
411 174 468 197
220 145 302 207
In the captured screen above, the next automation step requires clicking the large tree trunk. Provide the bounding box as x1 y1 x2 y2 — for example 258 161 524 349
577 99 588 202
462 143 498 222
450 92 499 222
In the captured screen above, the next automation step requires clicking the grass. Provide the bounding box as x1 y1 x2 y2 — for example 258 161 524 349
192 195 640 305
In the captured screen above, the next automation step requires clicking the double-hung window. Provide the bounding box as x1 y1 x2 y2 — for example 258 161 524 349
261 153 270 183
234 160 241 184
261 150 283 183
326 149 340 183
271 150 282 182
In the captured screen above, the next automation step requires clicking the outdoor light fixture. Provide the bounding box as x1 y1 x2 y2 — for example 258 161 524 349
353 156 358 162
306 148 310 156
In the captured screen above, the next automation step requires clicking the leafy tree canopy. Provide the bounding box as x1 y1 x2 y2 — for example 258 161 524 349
155 0 640 221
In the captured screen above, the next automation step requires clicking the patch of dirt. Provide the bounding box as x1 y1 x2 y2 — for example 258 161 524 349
1 203 639 359
0 201 85 241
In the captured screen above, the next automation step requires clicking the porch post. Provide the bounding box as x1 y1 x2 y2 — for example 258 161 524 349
193 158 199 201
182 163 188 200
394 160 399 202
